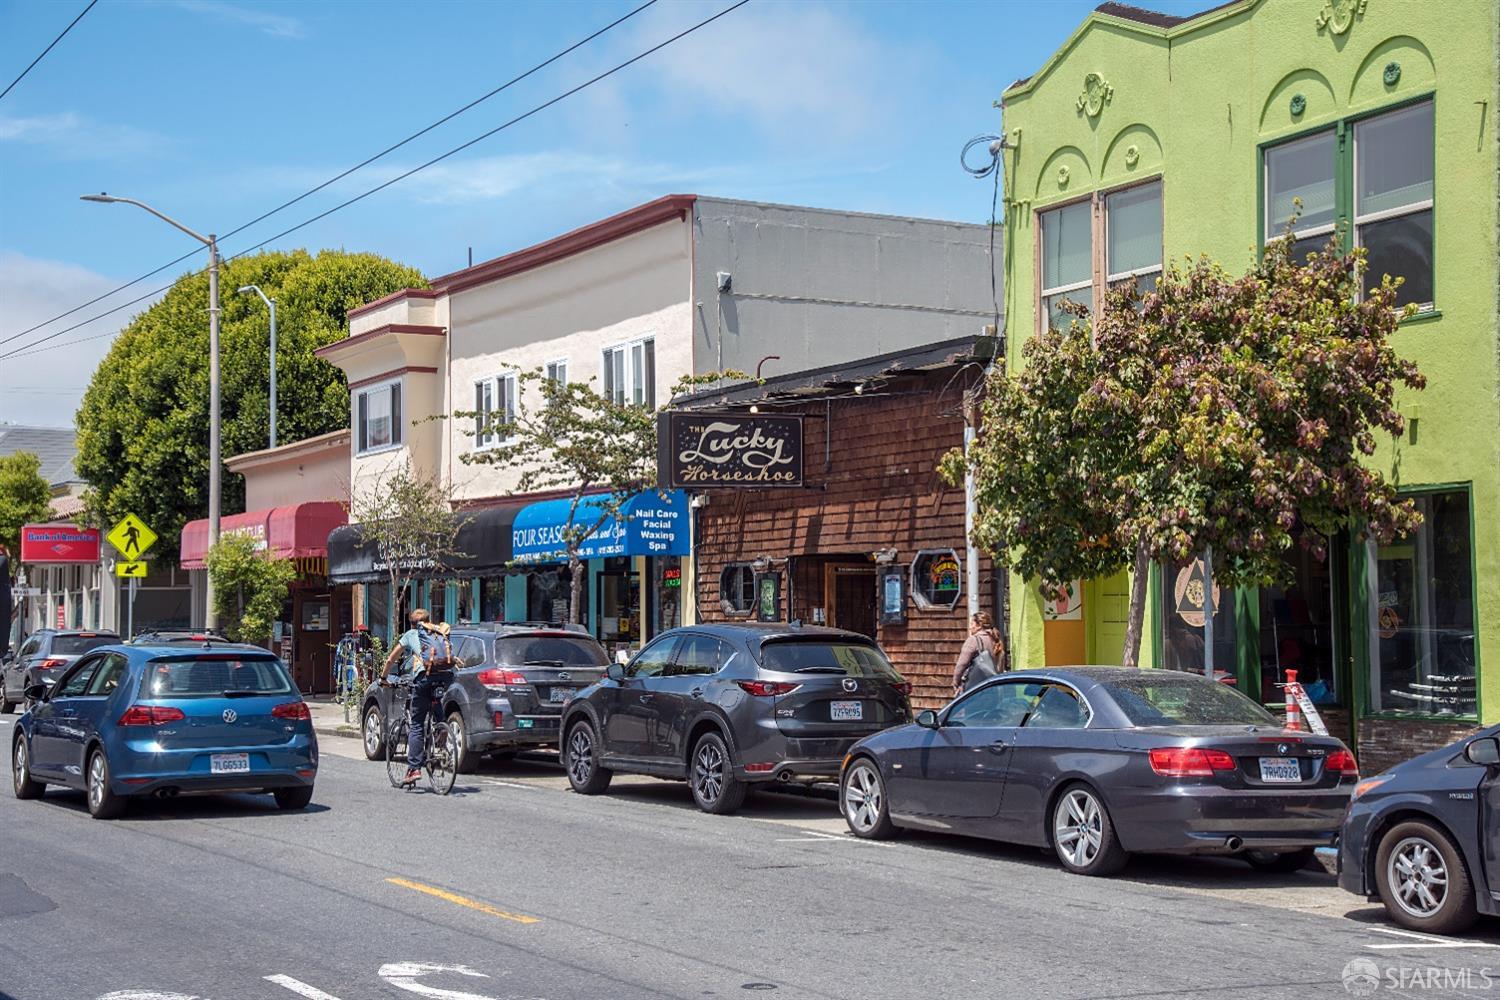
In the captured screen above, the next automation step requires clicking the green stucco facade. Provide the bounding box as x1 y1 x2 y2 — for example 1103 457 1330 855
997 0 1500 759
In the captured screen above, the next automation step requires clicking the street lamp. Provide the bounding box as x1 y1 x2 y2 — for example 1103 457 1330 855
81 193 221 630
238 284 278 449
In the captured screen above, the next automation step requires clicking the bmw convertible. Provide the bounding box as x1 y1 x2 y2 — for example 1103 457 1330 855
838 666 1357 875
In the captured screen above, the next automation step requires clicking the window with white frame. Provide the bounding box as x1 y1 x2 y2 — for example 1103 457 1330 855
1038 179 1162 332
473 372 516 450
1264 129 1338 263
356 380 401 453
602 337 655 408
545 359 567 385
1354 102 1433 309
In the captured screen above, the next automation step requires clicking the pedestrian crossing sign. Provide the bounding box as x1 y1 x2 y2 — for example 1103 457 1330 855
107 513 158 560
115 560 147 578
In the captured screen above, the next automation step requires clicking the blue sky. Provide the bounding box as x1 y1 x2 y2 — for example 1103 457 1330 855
0 0 1207 426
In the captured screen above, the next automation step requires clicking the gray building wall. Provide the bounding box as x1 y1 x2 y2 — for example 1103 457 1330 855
690 197 999 379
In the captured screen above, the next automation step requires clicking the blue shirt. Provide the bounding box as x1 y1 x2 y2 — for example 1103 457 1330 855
396 628 423 670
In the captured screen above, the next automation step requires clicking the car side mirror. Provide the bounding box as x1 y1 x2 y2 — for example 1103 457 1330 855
606 663 625 683
916 709 940 729
1465 737 1500 767
23 683 47 703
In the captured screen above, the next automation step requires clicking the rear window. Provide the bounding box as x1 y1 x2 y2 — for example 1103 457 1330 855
1104 674 1277 727
494 636 608 668
52 635 115 655
142 657 294 698
760 640 898 677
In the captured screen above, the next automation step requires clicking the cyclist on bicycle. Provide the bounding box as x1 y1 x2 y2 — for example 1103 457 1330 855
378 609 457 787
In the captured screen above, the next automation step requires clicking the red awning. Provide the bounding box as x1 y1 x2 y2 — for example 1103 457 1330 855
179 501 346 570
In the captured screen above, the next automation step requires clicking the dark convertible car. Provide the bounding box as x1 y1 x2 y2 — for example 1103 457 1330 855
839 666 1359 876
1320 725 1500 934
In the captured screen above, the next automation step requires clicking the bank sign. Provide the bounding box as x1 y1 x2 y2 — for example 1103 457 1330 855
511 489 690 564
657 411 803 488
20 523 102 564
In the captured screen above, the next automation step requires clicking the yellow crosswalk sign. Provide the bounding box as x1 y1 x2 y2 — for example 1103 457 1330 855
108 513 157 560
115 560 147 578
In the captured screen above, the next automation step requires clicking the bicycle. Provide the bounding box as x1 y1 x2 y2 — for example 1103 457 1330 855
383 670 458 795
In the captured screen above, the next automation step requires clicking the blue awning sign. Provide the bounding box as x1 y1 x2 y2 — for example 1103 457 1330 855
511 489 689 564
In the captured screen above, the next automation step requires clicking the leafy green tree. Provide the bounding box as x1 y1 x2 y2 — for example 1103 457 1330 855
945 235 1425 666
204 532 297 644
346 460 468 626
76 250 425 556
0 452 53 560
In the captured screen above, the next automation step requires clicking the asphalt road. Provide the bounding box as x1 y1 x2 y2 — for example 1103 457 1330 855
3 718 1498 1000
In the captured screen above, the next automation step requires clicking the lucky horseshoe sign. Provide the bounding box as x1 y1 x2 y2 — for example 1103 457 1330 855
657 411 804 489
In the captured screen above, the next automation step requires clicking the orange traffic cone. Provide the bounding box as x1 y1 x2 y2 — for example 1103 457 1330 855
1284 669 1305 732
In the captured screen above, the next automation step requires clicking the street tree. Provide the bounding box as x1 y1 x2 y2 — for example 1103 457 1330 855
346 460 469 625
204 532 297 644
460 369 738 625
0 452 52 558
76 249 426 556
945 234 1425 667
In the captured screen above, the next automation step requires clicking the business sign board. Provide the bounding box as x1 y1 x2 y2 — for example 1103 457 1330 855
20 523 102 564
658 411 803 489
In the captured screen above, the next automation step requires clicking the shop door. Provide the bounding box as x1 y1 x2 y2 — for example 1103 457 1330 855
828 565 877 638
296 593 332 694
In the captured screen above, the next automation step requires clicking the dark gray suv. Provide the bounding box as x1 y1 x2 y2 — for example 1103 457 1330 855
559 623 913 814
361 623 609 772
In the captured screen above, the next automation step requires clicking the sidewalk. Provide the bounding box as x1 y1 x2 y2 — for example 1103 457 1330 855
307 696 360 742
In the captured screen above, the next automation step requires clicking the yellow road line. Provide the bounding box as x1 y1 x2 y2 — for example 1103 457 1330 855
385 877 540 924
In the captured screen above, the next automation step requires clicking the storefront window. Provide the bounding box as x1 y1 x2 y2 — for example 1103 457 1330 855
481 578 505 622
721 564 755 615
1161 558 1237 682
596 558 639 647
367 582 390 643
651 556 683 636
911 550 963 611
1258 541 1338 705
528 568 576 623
1367 490 1477 718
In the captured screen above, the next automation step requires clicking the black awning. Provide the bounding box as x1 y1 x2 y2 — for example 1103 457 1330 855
328 502 524 585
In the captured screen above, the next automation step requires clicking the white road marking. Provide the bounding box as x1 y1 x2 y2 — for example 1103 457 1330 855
265 974 345 999
378 962 498 1000
99 993 202 1000
1366 926 1500 950
482 779 539 790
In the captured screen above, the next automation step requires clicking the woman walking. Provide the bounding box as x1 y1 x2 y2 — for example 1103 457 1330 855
953 612 1005 695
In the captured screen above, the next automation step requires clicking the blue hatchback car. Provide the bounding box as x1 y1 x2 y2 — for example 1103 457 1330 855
10 642 318 818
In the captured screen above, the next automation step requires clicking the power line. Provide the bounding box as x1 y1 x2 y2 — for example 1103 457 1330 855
0 0 97 103
0 0 659 351
1 0 750 364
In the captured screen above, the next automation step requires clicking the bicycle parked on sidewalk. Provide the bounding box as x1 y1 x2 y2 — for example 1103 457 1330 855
383 670 458 795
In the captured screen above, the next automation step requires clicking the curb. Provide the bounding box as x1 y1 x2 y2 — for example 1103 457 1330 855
315 724 359 740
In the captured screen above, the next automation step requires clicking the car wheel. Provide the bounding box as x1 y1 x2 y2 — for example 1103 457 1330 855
1244 848 1315 874
1050 784 1128 876
447 711 475 774
12 734 44 800
1375 820 1477 934
274 785 314 810
362 704 384 761
689 731 747 815
86 749 126 819
841 757 897 839
564 720 612 795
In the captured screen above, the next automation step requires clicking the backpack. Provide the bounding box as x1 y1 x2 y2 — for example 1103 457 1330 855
415 622 455 671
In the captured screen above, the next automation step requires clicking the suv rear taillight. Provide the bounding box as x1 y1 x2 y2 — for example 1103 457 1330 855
272 702 311 720
1327 749 1359 777
736 681 801 697
1149 747 1236 777
38 658 67 670
478 668 527 688
892 680 912 697
119 706 186 726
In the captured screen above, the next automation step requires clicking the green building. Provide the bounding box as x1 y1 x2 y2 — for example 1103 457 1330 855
998 0 1499 770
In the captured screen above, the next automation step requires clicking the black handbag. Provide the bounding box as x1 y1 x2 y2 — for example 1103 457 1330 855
963 645 1000 691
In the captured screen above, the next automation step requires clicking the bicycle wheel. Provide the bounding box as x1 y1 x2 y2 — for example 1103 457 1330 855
385 716 411 788
426 720 458 796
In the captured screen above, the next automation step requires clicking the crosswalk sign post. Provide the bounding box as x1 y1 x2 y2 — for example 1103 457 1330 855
115 561 147 578
107 514 158 561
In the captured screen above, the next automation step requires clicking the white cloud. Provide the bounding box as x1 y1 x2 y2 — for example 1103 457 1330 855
171 0 307 39
0 112 168 160
0 253 162 428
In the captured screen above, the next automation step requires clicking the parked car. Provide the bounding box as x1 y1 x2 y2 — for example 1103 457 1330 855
2 629 119 712
360 622 609 773
125 628 231 645
10 642 317 818
560 623 913 814
838 666 1358 876
1319 725 1500 934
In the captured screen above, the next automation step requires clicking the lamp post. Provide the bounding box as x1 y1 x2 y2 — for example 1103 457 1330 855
81 193 221 629
238 284 278 449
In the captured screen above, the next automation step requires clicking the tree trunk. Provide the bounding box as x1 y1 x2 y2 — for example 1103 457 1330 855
569 553 584 625
1121 543 1151 668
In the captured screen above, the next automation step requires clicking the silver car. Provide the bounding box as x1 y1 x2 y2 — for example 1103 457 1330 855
2 629 119 712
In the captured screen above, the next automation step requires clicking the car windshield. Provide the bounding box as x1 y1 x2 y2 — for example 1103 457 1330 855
142 657 295 698
1104 674 1278 727
760 640 898 677
51 635 115 655
494 636 607 668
